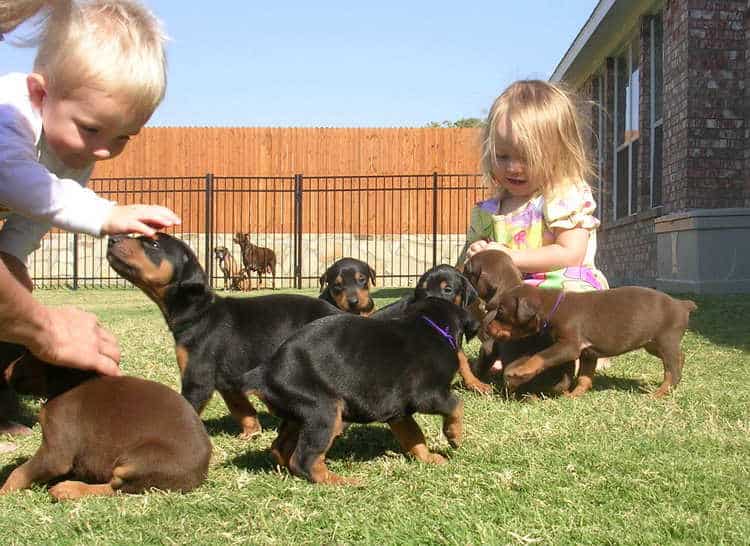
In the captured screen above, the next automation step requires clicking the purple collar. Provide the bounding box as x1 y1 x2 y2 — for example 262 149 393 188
541 291 565 331
420 316 457 351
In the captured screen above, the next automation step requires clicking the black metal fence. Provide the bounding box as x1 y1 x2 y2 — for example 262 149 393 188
24 173 487 289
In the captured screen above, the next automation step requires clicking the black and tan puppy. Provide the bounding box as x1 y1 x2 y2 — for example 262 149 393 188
485 285 697 398
319 258 376 315
372 264 477 319
107 232 340 439
373 264 490 394
233 232 277 289
243 298 480 484
0 349 211 500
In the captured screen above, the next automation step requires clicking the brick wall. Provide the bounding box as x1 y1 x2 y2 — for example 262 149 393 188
683 1 746 210
663 0 690 213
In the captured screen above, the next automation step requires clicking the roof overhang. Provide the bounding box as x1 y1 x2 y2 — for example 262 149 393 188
550 0 662 87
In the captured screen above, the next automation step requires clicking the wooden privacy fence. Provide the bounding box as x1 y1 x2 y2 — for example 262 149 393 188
91 127 483 178
28 173 489 289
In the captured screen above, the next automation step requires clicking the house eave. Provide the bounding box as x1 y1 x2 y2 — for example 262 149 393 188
550 0 662 87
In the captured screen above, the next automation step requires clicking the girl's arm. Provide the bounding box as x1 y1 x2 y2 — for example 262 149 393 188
499 227 589 273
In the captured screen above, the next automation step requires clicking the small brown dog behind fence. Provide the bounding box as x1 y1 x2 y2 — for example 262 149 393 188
233 233 277 290
214 246 250 290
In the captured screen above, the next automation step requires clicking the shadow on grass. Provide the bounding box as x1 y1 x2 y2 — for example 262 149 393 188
458 373 647 398
229 424 398 472
203 413 280 437
0 457 28 484
678 294 750 352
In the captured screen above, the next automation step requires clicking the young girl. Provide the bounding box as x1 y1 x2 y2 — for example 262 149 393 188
462 80 608 374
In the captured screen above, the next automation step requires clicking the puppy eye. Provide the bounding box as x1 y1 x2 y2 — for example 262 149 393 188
442 286 454 295
147 240 160 248
357 277 367 286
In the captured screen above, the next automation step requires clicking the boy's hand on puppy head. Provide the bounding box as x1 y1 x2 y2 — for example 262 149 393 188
101 205 181 237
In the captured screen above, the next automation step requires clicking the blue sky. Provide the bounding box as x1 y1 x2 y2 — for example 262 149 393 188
1 1 596 127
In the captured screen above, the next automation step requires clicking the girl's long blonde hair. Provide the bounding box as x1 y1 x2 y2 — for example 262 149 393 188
480 80 594 198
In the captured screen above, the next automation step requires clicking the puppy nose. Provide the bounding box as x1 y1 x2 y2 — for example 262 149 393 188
347 297 359 307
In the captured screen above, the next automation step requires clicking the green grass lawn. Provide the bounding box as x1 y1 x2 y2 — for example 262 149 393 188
1 288 748 545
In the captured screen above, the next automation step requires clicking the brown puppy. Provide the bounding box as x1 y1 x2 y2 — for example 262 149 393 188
485 285 697 398
460 249 523 302
0 343 32 437
233 232 277 289
214 246 249 290
0 351 212 500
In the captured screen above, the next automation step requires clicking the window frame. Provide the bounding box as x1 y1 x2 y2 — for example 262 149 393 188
649 12 664 208
613 35 640 219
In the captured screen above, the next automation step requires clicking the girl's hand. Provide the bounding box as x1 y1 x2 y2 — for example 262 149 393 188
465 240 512 260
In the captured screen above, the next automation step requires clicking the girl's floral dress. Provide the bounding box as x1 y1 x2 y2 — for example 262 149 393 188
462 184 608 293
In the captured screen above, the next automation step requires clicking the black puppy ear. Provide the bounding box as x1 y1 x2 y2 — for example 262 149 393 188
319 271 328 289
462 311 481 342
178 259 209 293
368 266 376 286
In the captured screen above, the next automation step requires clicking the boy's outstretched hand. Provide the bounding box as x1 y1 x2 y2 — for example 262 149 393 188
101 204 181 237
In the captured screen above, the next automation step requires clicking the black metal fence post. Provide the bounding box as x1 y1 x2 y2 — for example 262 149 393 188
432 171 438 268
72 233 79 290
293 173 303 289
204 172 214 288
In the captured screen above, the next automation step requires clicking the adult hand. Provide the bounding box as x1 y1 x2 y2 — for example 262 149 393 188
27 306 121 376
101 204 181 238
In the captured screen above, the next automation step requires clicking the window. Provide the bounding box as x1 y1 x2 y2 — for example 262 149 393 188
650 13 663 207
614 36 640 218
593 73 605 219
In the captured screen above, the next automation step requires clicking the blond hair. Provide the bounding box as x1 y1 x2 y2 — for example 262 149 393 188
480 80 593 198
33 0 167 122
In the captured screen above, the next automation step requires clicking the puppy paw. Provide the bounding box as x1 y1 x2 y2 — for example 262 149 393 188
424 452 447 465
466 380 493 395
48 481 88 501
239 420 262 440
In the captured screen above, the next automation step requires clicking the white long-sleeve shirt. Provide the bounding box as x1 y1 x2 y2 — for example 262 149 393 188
0 72 115 262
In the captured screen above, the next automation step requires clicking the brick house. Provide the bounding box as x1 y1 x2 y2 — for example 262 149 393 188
551 0 750 293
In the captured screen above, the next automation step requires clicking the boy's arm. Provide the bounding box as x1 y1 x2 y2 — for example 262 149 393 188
0 109 114 236
0 261 121 375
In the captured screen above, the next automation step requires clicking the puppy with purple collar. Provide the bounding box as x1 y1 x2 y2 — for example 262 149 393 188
243 297 479 484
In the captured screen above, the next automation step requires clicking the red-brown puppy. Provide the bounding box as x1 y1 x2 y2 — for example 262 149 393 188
460 249 523 303
486 285 697 398
461 250 576 396
0 349 211 500
319 258 376 315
